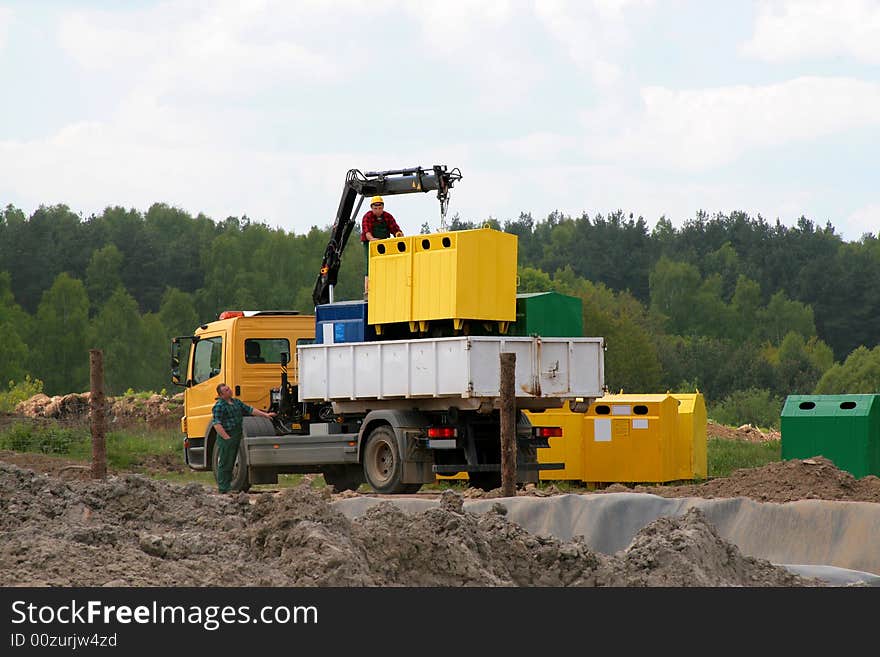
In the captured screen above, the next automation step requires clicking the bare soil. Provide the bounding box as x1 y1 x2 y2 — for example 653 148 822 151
0 450 93 481
0 463 809 587
0 449 187 480
619 457 880 504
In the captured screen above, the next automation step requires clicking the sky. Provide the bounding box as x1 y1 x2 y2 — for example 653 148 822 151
0 0 878 240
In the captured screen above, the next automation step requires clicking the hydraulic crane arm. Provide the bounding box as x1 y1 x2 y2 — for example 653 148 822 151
312 165 462 307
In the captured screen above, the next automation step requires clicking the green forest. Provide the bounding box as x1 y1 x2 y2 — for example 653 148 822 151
1 202 879 425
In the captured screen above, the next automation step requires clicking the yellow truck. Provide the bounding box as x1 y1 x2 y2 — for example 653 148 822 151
171 166 606 493
172 310 604 493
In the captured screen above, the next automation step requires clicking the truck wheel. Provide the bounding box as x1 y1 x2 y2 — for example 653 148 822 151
322 465 365 492
363 425 420 494
212 437 251 493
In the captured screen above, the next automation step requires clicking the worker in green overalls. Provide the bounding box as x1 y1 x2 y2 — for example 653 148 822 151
211 383 276 493
360 195 404 298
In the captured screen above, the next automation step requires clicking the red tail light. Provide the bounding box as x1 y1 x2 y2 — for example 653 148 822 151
534 426 563 438
427 427 457 438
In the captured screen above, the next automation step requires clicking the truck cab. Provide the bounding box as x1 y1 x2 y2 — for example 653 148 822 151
172 310 314 472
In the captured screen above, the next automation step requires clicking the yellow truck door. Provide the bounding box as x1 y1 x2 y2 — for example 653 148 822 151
187 331 226 440
233 316 316 409
235 336 290 411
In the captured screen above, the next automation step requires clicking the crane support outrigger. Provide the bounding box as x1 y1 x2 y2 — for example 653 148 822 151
312 165 462 306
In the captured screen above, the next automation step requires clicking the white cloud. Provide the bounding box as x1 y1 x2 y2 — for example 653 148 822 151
534 0 651 86
4 0 876 245
472 162 814 224
497 132 572 160
0 99 476 235
57 3 350 99
0 1 489 232
742 0 880 63
0 6 12 52
845 204 880 237
582 76 880 170
401 1 547 109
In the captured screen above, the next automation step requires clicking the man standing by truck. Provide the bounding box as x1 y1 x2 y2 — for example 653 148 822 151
212 383 276 493
361 195 403 297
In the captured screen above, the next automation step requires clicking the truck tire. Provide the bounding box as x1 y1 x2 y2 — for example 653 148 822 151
363 425 421 494
322 465 365 492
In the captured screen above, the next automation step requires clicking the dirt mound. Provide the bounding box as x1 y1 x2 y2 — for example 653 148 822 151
15 393 90 420
708 421 780 443
0 463 812 587
611 508 801 586
14 392 183 426
633 457 880 504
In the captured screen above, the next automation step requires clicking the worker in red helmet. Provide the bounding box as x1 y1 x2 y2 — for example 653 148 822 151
361 195 403 297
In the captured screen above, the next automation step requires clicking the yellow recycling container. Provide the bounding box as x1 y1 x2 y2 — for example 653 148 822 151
438 471 468 482
367 236 413 326
672 392 707 480
530 407 587 481
582 395 682 483
411 228 517 328
440 393 701 485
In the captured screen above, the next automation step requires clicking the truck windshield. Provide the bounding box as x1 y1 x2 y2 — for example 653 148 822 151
244 338 290 364
193 337 223 384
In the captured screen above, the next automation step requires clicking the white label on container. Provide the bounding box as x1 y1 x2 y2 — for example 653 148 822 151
632 419 649 429
594 418 612 442
322 323 334 344
612 405 631 416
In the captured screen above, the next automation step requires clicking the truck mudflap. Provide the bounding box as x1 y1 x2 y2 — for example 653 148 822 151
432 462 564 474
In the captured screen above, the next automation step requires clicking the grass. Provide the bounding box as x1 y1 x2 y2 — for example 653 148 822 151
707 437 781 478
0 420 334 490
0 421 183 469
0 420 784 488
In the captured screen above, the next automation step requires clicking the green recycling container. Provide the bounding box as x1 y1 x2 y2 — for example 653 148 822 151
781 394 880 478
509 292 583 337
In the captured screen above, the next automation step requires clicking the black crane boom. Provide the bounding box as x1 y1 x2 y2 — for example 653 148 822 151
312 165 462 307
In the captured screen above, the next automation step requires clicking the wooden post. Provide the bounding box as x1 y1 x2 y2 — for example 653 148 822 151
500 351 516 497
90 349 107 479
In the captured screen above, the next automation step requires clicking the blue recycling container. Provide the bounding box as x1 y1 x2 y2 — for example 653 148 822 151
315 301 375 344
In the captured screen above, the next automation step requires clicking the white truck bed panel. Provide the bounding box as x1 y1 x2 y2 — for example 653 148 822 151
298 336 604 404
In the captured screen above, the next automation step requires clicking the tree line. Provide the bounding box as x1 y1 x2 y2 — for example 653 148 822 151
1 202 878 419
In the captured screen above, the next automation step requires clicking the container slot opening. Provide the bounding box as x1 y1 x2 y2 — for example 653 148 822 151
442 237 452 248
377 244 386 255
840 401 857 410
633 405 648 415
798 401 815 410
397 241 407 252
595 405 610 415
421 239 430 250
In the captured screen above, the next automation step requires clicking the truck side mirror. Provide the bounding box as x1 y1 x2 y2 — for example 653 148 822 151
171 339 182 386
